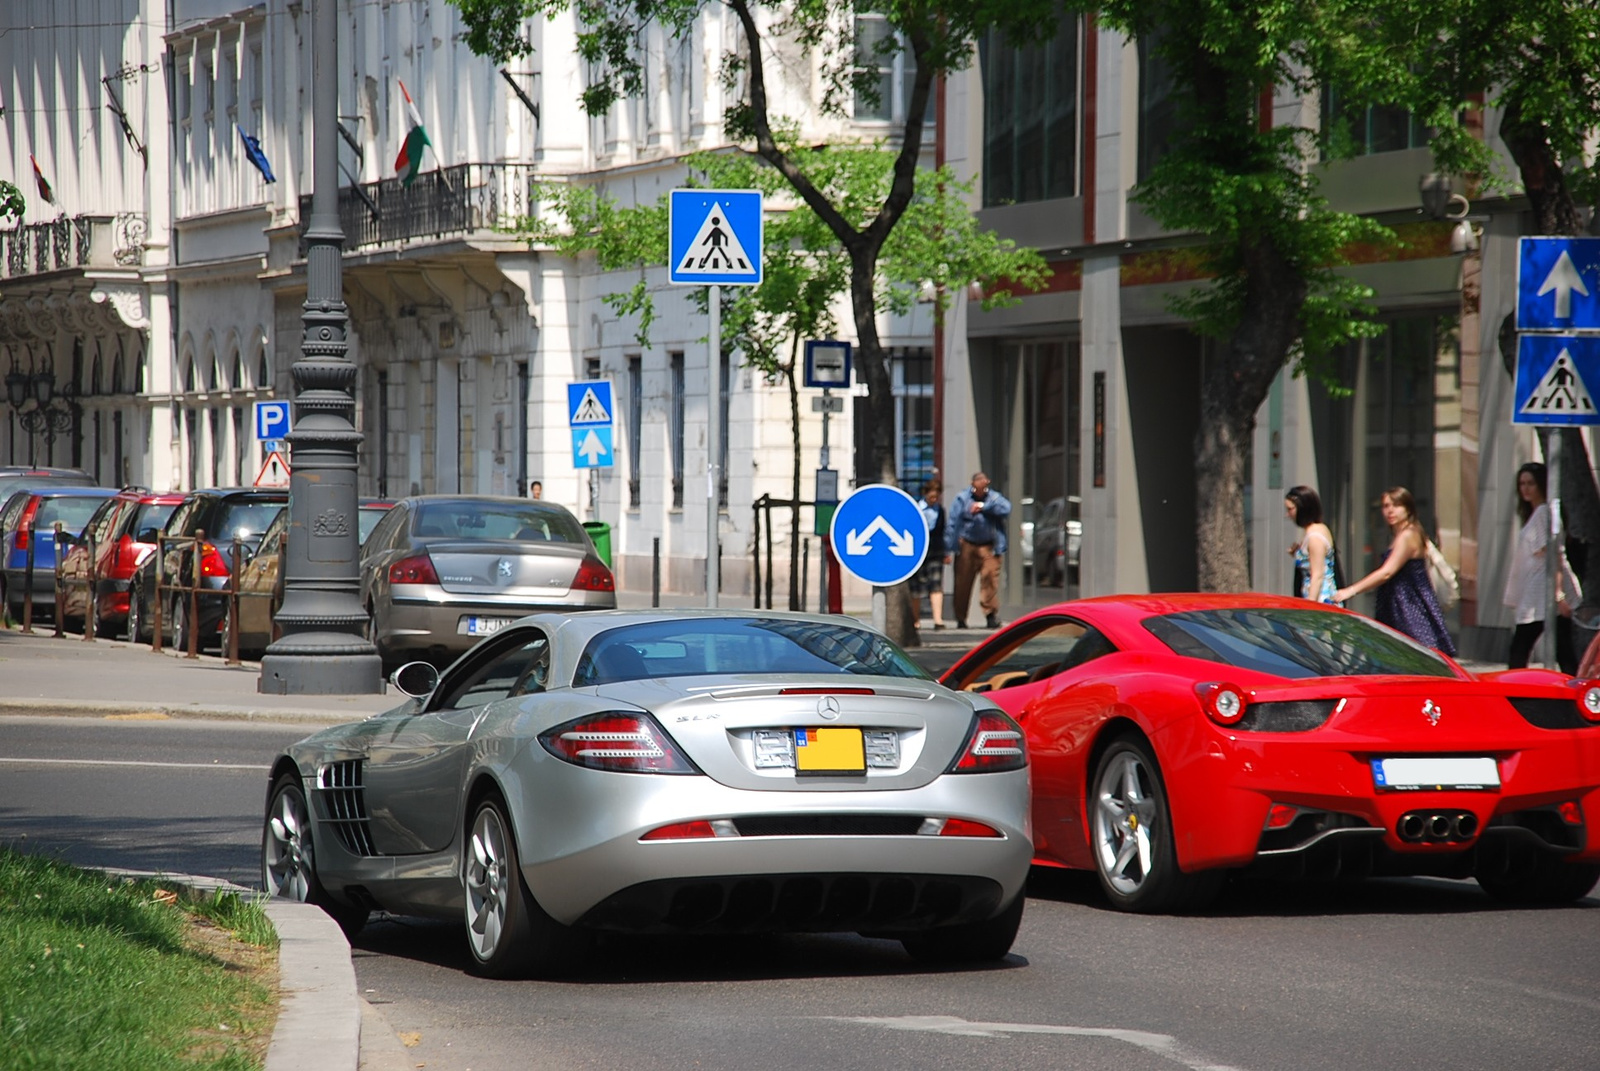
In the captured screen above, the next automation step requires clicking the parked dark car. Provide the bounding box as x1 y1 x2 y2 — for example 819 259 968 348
126 487 288 650
56 489 185 635
0 466 97 505
1 487 122 622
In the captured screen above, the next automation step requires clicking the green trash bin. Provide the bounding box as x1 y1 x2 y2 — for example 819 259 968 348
583 521 612 569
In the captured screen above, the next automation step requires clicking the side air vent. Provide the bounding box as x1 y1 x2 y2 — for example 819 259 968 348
1508 698 1590 730
1238 700 1337 733
316 760 376 856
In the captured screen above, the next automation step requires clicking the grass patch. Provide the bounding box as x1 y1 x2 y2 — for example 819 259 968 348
0 847 279 1071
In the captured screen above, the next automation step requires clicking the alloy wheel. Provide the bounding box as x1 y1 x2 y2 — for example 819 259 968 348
1093 748 1161 896
263 781 314 903
126 590 143 643
465 805 513 962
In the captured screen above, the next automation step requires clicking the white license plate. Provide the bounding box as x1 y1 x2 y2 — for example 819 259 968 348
1371 757 1500 791
463 616 514 637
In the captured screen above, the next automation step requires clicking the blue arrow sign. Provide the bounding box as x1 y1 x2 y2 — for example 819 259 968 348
1514 334 1600 426
669 189 763 286
568 380 614 427
254 400 291 441
572 426 615 468
828 484 929 586
1517 237 1600 331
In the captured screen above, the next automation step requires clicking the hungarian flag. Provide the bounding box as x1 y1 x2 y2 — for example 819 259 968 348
394 80 430 187
30 154 54 204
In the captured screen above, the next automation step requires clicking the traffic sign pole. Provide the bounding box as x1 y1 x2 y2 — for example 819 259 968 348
708 284 721 608
1547 434 1562 670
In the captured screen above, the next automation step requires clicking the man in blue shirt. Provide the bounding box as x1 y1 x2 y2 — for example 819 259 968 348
944 471 1011 629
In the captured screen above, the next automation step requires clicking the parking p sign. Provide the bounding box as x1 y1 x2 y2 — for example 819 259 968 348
254 400 291 441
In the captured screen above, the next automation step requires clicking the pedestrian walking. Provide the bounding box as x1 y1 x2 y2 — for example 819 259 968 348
944 471 1011 629
1284 484 1340 604
914 480 950 630
1334 486 1457 655
1503 462 1581 673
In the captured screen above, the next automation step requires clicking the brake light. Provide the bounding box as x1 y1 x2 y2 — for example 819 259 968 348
1579 686 1600 723
1265 804 1299 830
388 553 439 585
539 712 697 774
1196 681 1248 725
779 688 876 695
640 820 737 841
949 710 1026 773
14 498 40 551
936 817 1003 838
572 556 615 592
199 543 231 578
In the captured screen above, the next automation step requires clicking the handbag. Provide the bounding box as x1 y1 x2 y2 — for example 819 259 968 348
1425 540 1459 609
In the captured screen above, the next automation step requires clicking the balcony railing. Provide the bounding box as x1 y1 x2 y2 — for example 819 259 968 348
299 162 541 251
1 215 147 280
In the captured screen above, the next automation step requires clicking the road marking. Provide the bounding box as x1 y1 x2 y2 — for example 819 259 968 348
834 1015 1248 1071
0 757 268 771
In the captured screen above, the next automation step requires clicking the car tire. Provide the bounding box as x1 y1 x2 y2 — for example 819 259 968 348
898 892 1024 965
261 772 368 938
171 597 190 653
1089 736 1223 914
463 795 581 979
1477 855 1600 906
126 586 146 644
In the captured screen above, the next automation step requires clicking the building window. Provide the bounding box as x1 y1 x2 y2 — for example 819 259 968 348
669 351 685 509
981 12 1080 206
852 349 934 489
627 355 642 508
1321 87 1426 157
583 355 602 380
854 14 928 123
1137 35 1179 183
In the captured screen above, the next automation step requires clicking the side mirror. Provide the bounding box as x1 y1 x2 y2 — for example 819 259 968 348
390 660 440 699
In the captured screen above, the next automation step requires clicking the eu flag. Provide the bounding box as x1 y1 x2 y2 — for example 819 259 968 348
237 124 276 183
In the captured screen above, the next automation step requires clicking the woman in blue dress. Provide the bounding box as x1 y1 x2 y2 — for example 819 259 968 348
1335 486 1456 655
1284 485 1339 604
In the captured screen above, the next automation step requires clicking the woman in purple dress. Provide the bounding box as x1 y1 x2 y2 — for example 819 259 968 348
1334 486 1456 655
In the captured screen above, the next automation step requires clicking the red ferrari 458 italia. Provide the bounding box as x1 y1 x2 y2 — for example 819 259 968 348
940 594 1600 912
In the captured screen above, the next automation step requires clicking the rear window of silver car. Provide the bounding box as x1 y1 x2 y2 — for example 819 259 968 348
1144 607 1457 679
574 618 932 686
413 502 586 543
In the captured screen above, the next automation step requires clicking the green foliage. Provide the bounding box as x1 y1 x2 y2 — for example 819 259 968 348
0 180 23 220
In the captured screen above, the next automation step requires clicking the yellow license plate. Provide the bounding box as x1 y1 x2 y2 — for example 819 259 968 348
794 727 865 774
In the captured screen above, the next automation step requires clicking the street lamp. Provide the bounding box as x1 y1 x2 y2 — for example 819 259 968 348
5 360 78 461
1419 172 1485 253
257 0 382 694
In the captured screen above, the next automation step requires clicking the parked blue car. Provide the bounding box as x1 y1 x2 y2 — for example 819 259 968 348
1 487 119 622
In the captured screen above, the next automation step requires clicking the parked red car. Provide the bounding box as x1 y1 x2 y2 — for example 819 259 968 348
941 593 1600 912
57 489 185 634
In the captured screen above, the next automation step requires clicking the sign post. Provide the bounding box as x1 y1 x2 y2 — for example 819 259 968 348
670 189 763 607
1515 237 1600 668
568 380 614 521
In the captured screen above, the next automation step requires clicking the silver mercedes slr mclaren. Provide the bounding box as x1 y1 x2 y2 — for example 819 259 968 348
262 610 1032 977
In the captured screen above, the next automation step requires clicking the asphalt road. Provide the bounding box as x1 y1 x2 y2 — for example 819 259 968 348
3 714 1598 1071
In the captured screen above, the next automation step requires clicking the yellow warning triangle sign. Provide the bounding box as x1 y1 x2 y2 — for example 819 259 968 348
254 449 291 488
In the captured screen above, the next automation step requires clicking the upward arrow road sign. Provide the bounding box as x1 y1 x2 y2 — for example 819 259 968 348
1518 237 1600 331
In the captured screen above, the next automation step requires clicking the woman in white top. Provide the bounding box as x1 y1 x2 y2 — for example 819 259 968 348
1504 461 1582 673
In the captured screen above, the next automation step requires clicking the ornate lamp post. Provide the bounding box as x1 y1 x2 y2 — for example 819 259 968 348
6 362 78 464
258 0 382 694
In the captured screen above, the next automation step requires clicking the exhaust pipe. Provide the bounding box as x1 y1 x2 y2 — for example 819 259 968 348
1398 810 1480 843
1428 814 1453 839
1453 812 1478 839
1399 814 1426 841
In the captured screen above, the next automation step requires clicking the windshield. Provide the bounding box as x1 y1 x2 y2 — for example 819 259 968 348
573 618 932 686
413 501 586 544
215 499 287 545
36 496 112 537
1144 607 1457 679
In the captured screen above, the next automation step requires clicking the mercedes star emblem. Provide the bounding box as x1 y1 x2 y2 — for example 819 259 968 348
817 695 842 720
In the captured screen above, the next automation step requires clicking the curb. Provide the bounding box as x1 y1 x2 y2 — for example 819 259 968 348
0 698 374 724
95 868 359 1071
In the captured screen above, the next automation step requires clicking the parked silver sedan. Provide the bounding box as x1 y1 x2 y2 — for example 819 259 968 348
359 495 615 667
261 610 1032 978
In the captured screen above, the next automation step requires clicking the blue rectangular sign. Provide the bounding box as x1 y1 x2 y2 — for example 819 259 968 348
669 189 763 286
803 340 852 389
1517 237 1600 331
567 380 614 427
572 426 615 468
254 400 291 441
1514 334 1600 426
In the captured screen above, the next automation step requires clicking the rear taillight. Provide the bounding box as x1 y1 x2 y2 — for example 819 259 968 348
640 819 737 841
1559 801 1584 825
934 817 1003 838
1579 686 1600 723
1265 803 1299 830
1196 681 1248 725
949 710 1026 773
14 499 40 550
199 543 230 578
388 553 439 585
572 556 615 592
539 711 697 774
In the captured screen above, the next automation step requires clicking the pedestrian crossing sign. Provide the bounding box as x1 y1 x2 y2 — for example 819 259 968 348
1515 334 1600 426
567 380 614 427
669 189 763 286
